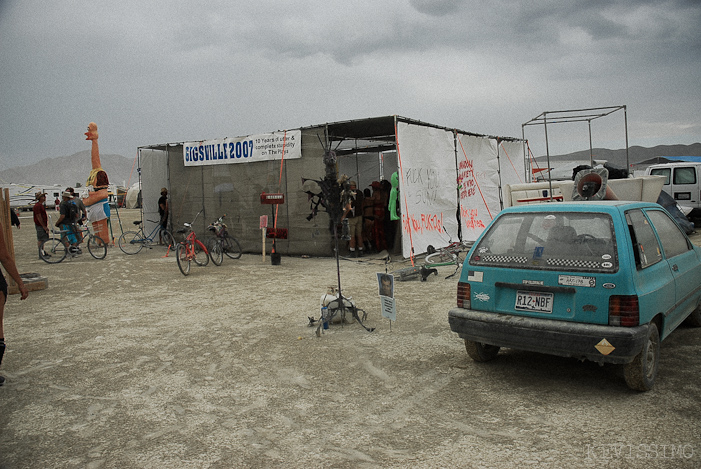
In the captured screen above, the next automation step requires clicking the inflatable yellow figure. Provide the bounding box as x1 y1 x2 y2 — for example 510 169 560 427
82 122 110 243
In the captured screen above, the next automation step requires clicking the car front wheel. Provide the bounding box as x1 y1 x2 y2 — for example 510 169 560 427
464 340 500 362
624 323 660 392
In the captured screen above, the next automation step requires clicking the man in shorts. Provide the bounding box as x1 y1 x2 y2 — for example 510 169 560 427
55 191 80 254
33 191 51 258
67 187 87 225
342 181 364 257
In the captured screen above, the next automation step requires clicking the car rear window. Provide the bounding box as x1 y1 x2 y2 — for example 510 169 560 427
469 211 618 273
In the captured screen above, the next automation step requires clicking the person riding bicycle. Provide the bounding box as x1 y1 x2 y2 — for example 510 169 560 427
55 191 81 254
67 187 87 225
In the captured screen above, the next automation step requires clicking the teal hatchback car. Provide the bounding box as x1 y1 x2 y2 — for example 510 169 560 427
448 201 701 391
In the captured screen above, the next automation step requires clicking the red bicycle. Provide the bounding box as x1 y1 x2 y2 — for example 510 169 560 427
176 210 210 275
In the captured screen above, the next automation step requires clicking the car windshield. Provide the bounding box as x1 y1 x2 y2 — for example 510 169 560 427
469 211 618 273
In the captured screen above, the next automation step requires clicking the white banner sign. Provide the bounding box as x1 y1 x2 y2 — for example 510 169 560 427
183 130 302 167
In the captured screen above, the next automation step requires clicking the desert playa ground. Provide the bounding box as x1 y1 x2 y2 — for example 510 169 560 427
1 209 700 468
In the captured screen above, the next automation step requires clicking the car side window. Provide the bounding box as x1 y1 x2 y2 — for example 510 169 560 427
673 167 696 185
650 168 670 185
626 210 662 269
645 209 691 259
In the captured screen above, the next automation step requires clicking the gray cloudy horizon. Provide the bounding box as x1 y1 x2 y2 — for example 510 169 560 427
1 0 699 169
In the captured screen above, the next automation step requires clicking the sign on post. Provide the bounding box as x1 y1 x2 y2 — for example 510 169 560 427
260 215 268 262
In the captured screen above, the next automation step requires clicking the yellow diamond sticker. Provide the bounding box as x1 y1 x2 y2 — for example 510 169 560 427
595 338 615 355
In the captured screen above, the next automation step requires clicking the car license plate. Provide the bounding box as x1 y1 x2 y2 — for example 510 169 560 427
515 291 553 313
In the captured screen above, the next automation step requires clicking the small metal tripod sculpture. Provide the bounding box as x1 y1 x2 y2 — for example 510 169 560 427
303 135 374 334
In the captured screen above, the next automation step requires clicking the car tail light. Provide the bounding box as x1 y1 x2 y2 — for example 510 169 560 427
608 295 639 326
457 282 471 309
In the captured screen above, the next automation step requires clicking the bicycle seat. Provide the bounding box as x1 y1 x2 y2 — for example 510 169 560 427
177 228 187 234
133 220 142 226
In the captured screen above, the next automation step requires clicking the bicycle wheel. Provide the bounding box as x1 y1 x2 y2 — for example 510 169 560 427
161 229 175 249
425 250 458 265
87 235 107 259
193 239 210 266
40 238 68 264
222 235 242 259
209 239 223 266
118 230 145 255
176 243 190 275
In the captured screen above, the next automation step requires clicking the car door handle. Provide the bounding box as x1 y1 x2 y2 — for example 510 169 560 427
672 264 679 272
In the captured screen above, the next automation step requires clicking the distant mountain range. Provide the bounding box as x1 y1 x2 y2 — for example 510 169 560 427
532 143 701 169
0 143 699 190
0 151 135 189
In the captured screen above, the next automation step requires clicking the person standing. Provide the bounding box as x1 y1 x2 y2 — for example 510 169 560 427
342 181 364 257
33 191 51 258
158 188 169 244
10 209 20 229
369 181 388 253
0 219 29 385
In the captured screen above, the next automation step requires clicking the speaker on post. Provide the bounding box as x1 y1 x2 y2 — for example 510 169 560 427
572 167 618 201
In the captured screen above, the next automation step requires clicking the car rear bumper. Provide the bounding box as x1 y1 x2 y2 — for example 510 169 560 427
448 308 649 364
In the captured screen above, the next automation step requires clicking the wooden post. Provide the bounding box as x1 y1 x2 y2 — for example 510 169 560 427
260 215 268 263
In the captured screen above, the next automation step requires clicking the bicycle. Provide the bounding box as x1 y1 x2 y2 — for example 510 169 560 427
392 234 473 281
175 210 210 275
205 214 242 266
118 218 175 255
40 223 107 263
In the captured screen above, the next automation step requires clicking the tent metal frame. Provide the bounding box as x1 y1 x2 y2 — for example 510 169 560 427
521 105 628 201
522 105 629 177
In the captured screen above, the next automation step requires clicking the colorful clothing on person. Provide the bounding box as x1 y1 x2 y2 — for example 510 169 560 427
33 200 50 243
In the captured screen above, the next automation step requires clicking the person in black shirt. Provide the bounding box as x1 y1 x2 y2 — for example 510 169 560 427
158 188 169 244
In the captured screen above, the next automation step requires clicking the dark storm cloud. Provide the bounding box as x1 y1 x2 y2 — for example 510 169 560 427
0 0 699 168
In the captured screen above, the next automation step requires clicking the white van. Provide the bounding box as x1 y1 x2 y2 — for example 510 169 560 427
645 162 701 216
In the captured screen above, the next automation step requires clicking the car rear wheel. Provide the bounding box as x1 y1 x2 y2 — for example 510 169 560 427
624 323 660 392
464 340 500 362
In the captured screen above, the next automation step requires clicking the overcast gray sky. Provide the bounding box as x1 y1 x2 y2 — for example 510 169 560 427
1 0 699 168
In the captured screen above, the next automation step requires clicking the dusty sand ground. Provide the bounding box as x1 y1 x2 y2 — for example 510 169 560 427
0 208 700 468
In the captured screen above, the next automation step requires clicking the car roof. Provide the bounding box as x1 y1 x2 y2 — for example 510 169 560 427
648 162 701 168
500 201 660 215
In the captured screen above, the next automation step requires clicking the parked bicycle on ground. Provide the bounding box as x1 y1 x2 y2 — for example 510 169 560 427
176 210 209 275
205 214 242 266
40 222 107 264
118 218 175 255
392 230 473 281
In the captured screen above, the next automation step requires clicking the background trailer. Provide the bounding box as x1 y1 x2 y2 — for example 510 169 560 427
137 116 526 259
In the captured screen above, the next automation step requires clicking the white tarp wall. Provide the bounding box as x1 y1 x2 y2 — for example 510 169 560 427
456 135 528 242
396 122 459 259
138 149 170 237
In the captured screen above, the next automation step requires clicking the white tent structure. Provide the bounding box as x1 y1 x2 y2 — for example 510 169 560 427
137 116 527 259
